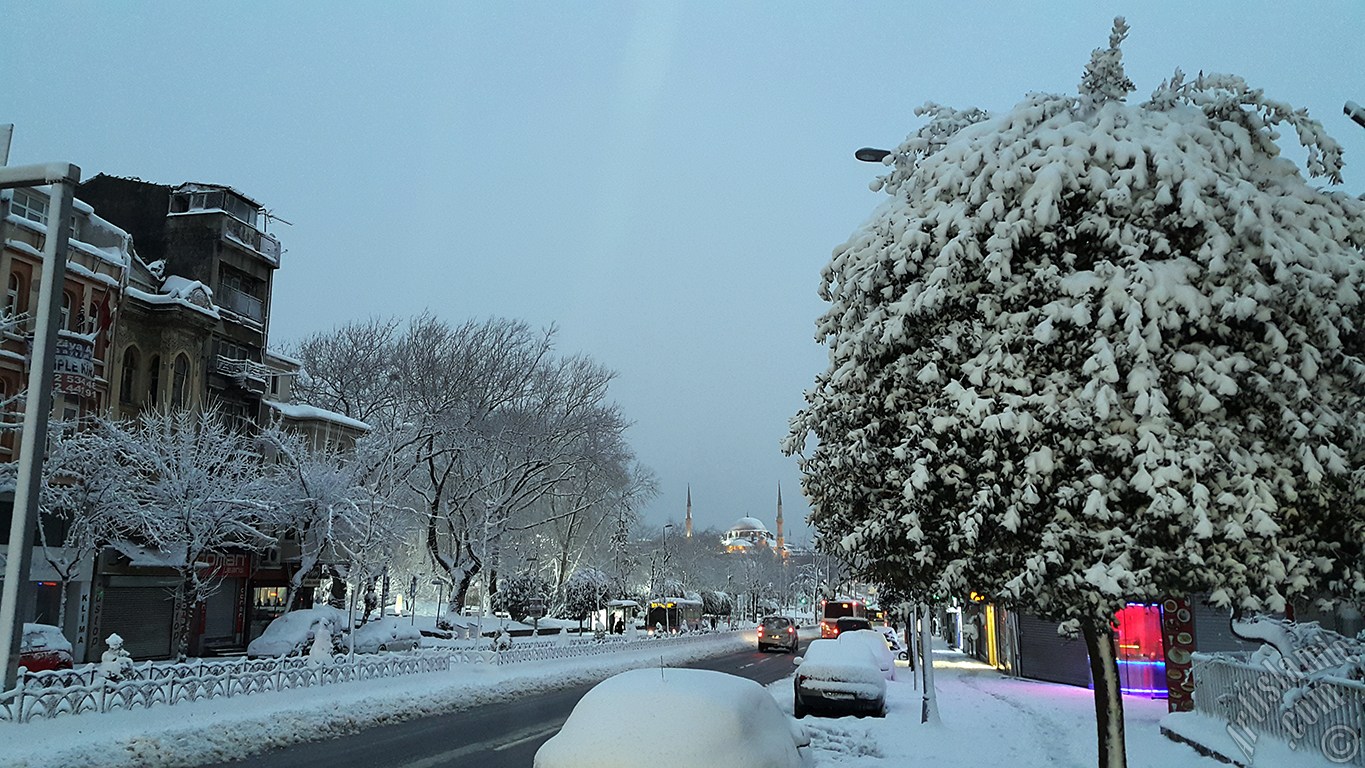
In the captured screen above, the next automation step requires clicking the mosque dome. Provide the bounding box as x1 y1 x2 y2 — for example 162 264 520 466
727 516 768 533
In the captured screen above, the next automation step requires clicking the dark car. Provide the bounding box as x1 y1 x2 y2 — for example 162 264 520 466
834 616 872 636
758 615 798 653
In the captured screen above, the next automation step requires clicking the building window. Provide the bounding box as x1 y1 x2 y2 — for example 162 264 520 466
119 348 139 404
147 355 161 407
9 190 48 224
61 293 74 331
5 274 19 317
171 354 190 408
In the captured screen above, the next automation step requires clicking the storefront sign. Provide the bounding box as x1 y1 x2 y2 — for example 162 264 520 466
1162 597 1197 712
53 335 96 400
200 552 252 579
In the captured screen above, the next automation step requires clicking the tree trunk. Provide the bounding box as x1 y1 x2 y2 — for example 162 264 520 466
286 552 319 611
56 578 70 632
1082 618 1128 768
920 603 940 724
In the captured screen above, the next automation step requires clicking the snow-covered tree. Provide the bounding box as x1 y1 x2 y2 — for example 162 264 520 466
17 421 134 631
107 407 275 657
562 566 611 628
492 570 551 623
787 19 1364 768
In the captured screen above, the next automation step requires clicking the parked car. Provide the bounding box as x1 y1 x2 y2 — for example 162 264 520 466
19 623 73 672
247 606 349 658
834 616 872 636
838 628 896 680
793 638 887 719
536 668 809 767
349 618 423 653
757 615 798 653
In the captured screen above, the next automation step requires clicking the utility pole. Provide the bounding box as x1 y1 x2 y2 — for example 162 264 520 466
0 160 81 690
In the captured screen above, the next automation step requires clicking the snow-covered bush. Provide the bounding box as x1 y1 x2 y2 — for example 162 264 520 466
492 571 551 623
562 567 611 622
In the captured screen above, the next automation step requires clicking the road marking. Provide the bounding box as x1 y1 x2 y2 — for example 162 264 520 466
392 720 566 768
493 722 564 752
740 662 755 669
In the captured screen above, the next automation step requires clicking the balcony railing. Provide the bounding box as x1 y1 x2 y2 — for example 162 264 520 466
220 217 280 267
218 286 264 322
215 356 272 393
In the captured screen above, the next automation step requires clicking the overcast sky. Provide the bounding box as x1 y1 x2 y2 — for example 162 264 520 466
4 2 1362 541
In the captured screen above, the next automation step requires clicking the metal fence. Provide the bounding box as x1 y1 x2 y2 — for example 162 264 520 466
0 630 739 723
1192 652 1365 767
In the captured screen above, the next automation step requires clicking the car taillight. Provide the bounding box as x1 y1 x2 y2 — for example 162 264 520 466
788 627 795 634
797 675 807 685
757 628 764 637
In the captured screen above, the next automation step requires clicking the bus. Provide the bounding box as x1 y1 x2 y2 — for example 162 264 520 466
867 606 887 626
647 598 703 634
819 597 866 638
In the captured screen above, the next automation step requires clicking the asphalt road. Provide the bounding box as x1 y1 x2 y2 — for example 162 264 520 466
207 639 804 768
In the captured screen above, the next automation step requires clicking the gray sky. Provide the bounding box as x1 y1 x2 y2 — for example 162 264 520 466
4 2 1362 540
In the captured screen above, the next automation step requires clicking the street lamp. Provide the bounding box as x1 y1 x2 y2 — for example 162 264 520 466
1347 101 1365 130
0 161 80 690
855 146 892 163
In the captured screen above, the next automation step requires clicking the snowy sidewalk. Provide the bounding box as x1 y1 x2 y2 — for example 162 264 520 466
777 647 1229 768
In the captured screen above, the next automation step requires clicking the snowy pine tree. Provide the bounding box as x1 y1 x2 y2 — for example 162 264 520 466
788 18 1364 768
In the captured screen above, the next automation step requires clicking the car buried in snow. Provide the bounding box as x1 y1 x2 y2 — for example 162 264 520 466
793 638 887 719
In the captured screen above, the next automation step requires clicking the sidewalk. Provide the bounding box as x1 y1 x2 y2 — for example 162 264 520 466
781 646 1227 768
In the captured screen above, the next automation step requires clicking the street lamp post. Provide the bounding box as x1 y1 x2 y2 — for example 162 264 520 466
1347 101 1365 130
0 161 81 690
855 147 892 163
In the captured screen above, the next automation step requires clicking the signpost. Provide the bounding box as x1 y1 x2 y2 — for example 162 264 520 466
527 597 545 636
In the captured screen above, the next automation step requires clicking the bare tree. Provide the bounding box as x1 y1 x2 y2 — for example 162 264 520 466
105 407 274 657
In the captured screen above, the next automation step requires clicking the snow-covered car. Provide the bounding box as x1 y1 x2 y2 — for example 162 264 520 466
535 668 809 768
246 606 349 658
838 628 896 680
793 638 887 718
758 615 798 653
19 623 73 672
348 618 423 653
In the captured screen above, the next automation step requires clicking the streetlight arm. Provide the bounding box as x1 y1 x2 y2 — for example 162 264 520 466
1346 101 1365 130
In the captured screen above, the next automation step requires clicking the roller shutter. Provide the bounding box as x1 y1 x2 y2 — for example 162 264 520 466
1016 612 1092 688
101 586 175 659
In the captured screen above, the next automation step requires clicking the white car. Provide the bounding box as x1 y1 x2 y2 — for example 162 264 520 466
348 618 423 653
536 668 810 767
838 628 896 680
794 638 888 718
247 606 349 658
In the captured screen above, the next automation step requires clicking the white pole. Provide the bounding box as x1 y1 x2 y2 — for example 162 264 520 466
920 602 940 724
0 162 81 690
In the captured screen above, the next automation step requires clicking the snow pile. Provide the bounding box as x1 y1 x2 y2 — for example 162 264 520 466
796 639 886 700
535 668 807 768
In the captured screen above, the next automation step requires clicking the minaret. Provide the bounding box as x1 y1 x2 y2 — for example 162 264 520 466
685 484 693 539
775 485 785 556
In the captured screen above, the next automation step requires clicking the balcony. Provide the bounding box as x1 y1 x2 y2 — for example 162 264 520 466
215 355 272 394
218 285 264 322
220 216 281 267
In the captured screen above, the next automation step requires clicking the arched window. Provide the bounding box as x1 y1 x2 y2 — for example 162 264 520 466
171 354 190 408
119 347 139 404
147 355 161 407
61 292 74 331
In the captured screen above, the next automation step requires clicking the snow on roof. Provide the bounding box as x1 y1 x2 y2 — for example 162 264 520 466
21 623 72 654
265 349 303 367
126 275 220 320
535 668 806 768
174 181 263 209
110 540 188 568
728 516 769 532
264 400 371 432
797 639 887 694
